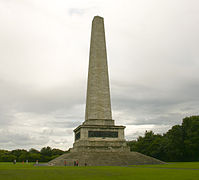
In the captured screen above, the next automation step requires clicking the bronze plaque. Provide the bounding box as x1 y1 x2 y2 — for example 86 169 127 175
88 131 118 138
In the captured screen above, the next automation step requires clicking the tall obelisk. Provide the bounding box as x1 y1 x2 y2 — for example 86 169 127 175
73 16 126 151
48 16 164 166
84 16 113 126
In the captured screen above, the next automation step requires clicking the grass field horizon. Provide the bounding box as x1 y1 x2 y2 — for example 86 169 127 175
0 162 199 180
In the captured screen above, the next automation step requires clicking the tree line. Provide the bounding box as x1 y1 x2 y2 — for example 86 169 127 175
127 116 199 162
0 146 67 162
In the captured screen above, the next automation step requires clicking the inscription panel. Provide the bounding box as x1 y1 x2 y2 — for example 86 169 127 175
88 131 118 138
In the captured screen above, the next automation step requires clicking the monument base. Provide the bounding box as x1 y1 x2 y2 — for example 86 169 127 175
48 123 165 166
73 124 129 152
48 150 165 166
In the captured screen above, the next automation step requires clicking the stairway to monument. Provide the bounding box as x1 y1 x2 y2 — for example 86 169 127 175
48 151 164 166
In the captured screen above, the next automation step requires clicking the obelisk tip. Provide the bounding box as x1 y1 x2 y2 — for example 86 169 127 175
93 16 104 21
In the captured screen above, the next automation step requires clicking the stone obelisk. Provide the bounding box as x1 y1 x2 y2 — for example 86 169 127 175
73 16 127 151
84 16 113 126
48 16 164 166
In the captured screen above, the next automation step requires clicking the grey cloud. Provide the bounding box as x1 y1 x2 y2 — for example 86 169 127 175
0 129 48 149
126 114 183 126
68 8 87 16
50 139 68 145
111 80 199 127
126 131 143 140
0 78 85 114
125 124 172 140
0 109 14 126
50 120 83 128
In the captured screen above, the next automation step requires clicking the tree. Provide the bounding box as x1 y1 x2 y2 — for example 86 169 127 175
164 125 184 161
0 154 17 162
40 146 52 157
128 131 165 160
127 116 199 162
18 152 29 162
0 147 65 162
29 148 40 154
28 153 42 162
11 149 28 161
182 116 199 161
52 148 65 156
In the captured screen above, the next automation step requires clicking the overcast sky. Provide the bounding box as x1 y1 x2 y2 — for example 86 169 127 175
0 0 199 151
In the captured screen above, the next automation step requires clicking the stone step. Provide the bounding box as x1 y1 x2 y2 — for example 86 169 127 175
48 151 164 166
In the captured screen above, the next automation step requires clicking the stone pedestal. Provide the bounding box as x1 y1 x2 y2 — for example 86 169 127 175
73 124 129 152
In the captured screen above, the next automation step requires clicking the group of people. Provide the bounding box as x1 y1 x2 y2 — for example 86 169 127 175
13 159 87 166
13 160 39 164
64 160 79 166
64 160 87 166
74 160 79 166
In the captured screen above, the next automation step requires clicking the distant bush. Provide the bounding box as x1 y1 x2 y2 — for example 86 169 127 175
0 147 66 162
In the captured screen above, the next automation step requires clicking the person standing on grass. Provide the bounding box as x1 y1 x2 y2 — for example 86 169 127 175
64 160 67 166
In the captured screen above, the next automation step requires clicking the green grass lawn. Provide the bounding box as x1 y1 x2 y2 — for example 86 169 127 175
0 162 199 180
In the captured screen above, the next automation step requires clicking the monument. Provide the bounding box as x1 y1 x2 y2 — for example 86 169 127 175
49 16 164 166
73 16 128 152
